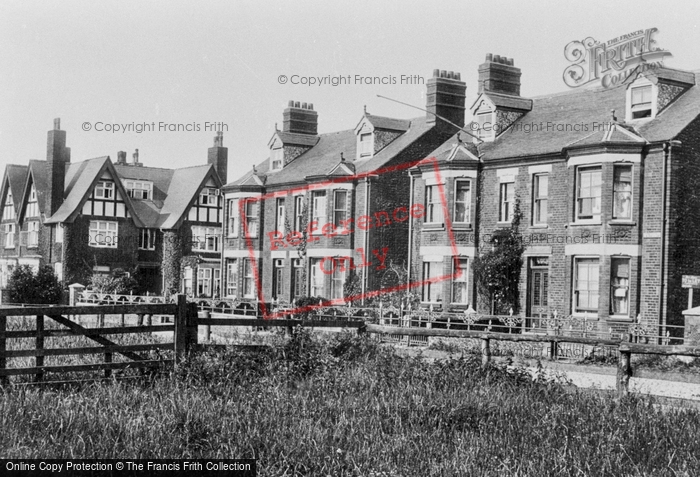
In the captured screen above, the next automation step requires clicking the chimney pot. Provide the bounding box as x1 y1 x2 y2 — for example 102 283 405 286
486 53 493 61
478 54 521 95
117 151 127 164
53 118 61 130
426 68 466 131
133 149 139 164
301 102 307 109
294 101 300 108
288 100 294 107
455 72 461 80
308 103 314 110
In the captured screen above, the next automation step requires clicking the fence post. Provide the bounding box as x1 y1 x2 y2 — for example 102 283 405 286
0 313 7 386
175 294 189 364
617 334 633 397
187 302 199 350
35 315 44 382
481 336 491 367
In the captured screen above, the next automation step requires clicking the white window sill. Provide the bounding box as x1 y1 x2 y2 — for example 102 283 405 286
570 221 602 227
529 224 549 229
571 313 599 319
608 315 633 322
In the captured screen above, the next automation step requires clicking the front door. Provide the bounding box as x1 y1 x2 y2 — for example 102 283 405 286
527 257 549 330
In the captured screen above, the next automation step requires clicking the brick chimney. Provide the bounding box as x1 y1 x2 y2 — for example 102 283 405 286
426 70 467 131
132 149 142 167
116 151 127 165
208 131 228 184
283 101 318 135
478 54 521 96
46 118 69 216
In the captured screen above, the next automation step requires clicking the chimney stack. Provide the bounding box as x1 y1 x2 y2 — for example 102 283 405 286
132 149 142 167
426 69 467 131
117 151 127 165
46 118 68 216
208 131 228 184
478 53 522 96
283 101 318 135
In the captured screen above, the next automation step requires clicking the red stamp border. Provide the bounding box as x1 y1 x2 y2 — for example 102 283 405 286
240 156 460 318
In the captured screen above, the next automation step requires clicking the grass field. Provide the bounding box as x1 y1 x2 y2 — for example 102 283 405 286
1 327 700 476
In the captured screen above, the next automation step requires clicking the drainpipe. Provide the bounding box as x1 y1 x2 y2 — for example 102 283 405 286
407 172 416 305
659 140 681 341
361 177 371 303
219 196 226 299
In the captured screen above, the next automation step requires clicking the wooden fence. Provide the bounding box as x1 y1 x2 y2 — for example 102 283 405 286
3 299 700 397
0 296 195 385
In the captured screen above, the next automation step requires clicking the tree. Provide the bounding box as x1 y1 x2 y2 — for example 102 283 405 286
7 265 63 304
472 200 525 315
88 268 138 295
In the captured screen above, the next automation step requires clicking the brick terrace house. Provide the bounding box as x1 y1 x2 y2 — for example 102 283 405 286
0 119 228 302
408 54 700 334
221 70 466 305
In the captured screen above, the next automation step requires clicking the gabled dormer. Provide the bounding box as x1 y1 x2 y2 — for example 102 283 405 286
354 111 409 161
470 54 532 143
625 67 695 122
267 101 319 172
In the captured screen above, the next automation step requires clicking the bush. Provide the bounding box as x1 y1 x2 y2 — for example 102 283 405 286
7 265 63 304
89 268 138 295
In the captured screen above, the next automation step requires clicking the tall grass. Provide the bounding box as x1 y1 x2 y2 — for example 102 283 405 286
1 328 699 476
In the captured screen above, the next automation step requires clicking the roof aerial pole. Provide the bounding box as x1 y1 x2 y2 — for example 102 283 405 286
376 94 484 145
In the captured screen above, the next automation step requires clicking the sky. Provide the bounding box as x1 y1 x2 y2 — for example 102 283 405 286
1 0 700 184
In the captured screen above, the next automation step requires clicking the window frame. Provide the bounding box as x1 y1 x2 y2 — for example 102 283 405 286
422 260 442 303
573 257 600 315
610 257 631 318
191 225 221 252
575 166 602 223
294 195 305 232
453 179 471 225
532 173 548 226
27 221 39 248
424 185 444 224
451 258 469 305
226 259 238 298
244 199 259 238
94 181 114 200
612 164 633 221
227 198 239 237
333 190 348 227
89 220 118 248
359 132 373 157
270 147 284 171
311 191 327 235
309 257 325 297
275 198 286 233
242 258 255 299
4 223 15 248
630 85 653 119
139 228 156 250
499 181 515 223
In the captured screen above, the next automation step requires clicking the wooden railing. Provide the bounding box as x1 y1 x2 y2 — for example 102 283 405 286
4 296 698 396
0 296 195 385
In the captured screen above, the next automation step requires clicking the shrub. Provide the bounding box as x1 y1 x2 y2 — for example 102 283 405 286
7 265 63 304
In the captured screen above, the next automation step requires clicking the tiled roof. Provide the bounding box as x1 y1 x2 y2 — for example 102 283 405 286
45 157 129 224
364 114 411 131
158 165 217 229
426 134 480 163
478 71 700 160
272 131 320 147
24 160 49 217
5 164 28 215
227 116 437 189
567 123 646 149
479 92 533 111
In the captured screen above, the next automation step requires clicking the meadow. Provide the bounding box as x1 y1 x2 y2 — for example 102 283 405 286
1 328 700 476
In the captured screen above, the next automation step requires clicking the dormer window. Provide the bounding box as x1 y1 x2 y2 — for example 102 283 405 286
359 133 373 157
626 77 657 121
630 85 652 119
476 112 495 140
271 147 283 171
124 180 153 200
